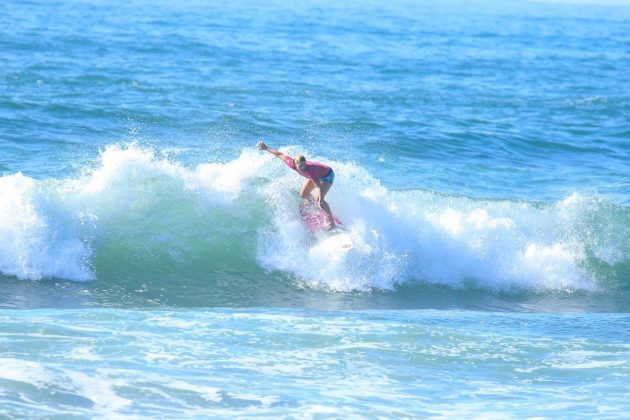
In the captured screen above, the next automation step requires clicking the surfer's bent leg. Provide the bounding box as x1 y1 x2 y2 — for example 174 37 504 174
317 181 335 228
300 179 317 201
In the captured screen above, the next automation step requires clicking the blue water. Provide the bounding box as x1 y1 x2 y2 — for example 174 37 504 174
1 0 630 417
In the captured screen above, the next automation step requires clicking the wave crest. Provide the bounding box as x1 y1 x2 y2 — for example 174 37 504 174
1 144 628 294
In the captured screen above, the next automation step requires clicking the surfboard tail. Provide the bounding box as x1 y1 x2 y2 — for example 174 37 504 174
299 201 342 233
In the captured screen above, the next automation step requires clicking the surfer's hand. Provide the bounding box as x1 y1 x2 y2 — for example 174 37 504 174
256 141 267 151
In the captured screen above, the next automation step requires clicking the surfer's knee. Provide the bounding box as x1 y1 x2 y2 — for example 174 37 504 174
300 180 316 199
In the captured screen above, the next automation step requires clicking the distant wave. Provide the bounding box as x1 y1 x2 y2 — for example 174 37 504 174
1 144 628 294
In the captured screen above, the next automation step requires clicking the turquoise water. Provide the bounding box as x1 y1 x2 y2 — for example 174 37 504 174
1 0 629 416
2 309 628 417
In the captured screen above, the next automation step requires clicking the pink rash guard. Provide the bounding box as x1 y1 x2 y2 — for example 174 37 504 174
283 156 331 182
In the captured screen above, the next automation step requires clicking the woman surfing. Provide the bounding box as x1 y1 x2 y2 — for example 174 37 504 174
257 141 336 230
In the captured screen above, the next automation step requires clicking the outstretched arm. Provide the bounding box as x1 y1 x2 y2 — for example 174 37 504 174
256 141 288 160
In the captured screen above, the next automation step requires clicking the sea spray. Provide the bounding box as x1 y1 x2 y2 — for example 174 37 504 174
0 173 93 281
0 144 628 293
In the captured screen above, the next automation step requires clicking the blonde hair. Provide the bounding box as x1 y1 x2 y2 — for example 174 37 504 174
294 155 306 166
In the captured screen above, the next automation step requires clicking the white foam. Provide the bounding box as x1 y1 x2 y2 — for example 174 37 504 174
0 144 622 292
0 173 93 281
66 371 132 412
0 358 130 414
0 358 50 387
256 155 607 292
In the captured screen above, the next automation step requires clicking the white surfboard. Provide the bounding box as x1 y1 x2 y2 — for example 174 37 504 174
315 227 354 251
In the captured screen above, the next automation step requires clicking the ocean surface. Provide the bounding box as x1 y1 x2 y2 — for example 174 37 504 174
1 0 629 417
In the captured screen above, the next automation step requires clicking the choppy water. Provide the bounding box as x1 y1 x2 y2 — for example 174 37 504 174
1 0 629 417
2 309 629 417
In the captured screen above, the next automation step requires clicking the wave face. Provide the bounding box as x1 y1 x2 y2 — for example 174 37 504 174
1 145 629 297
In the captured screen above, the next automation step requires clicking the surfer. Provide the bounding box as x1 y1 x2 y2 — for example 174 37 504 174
257 141 336 229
